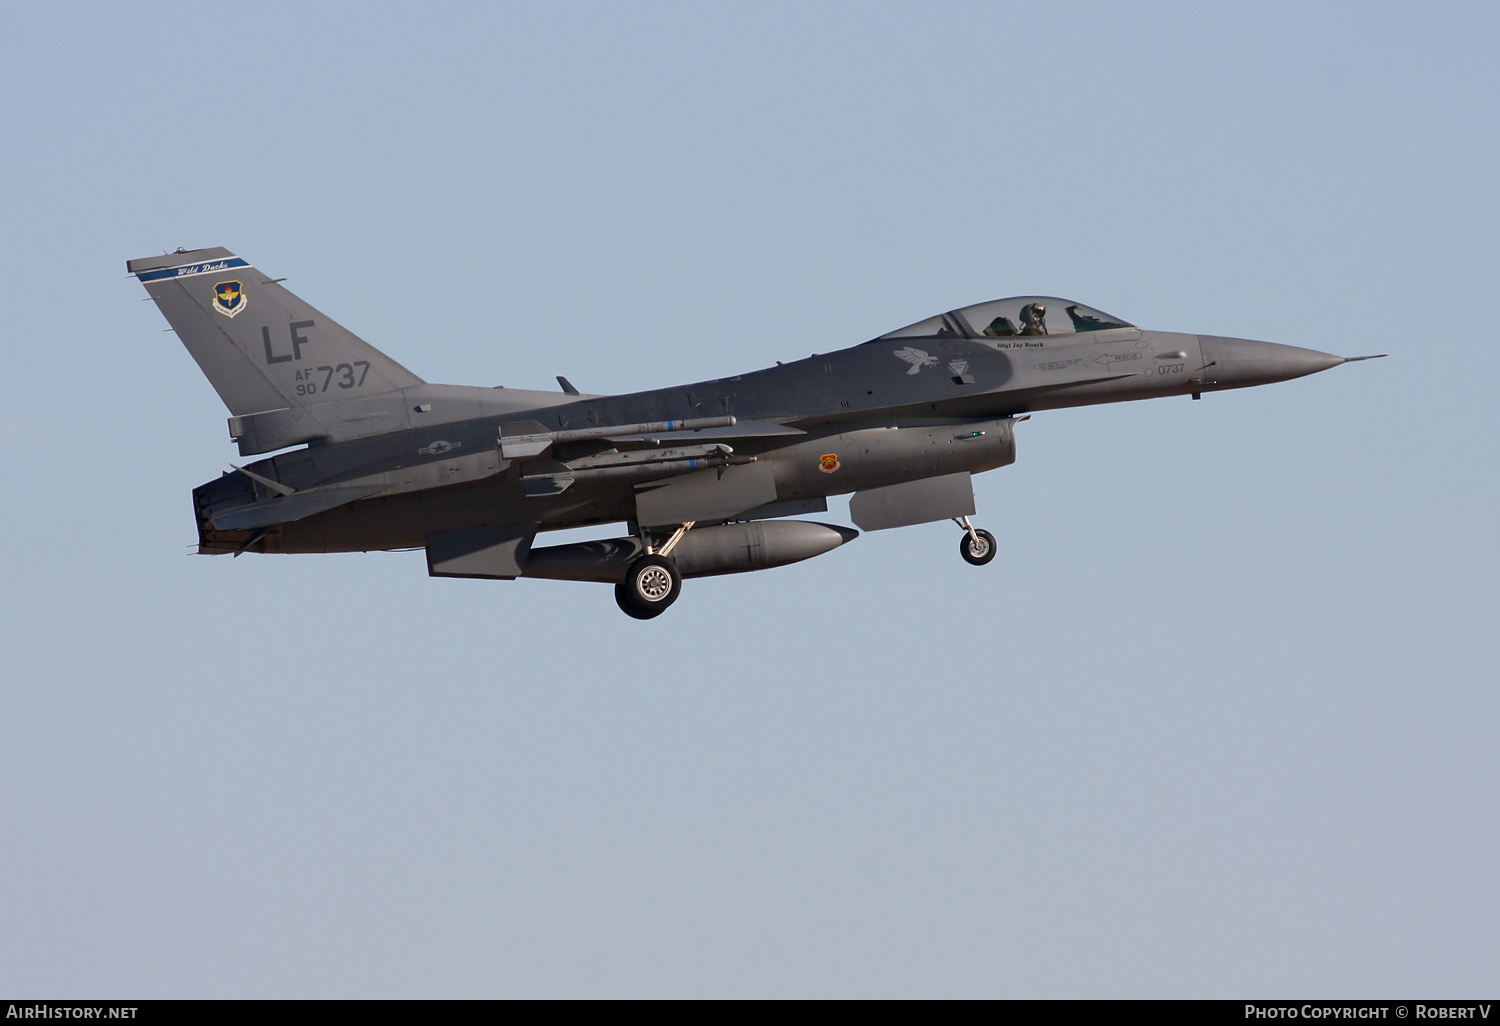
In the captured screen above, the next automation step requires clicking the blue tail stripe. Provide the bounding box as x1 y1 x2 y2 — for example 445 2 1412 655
135 257 250 283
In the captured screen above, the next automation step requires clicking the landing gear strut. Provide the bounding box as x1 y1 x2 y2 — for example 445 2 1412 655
615 521 694 618
955 516 997 566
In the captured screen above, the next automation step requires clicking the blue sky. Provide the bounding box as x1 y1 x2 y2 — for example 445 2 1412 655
1 1 1496 997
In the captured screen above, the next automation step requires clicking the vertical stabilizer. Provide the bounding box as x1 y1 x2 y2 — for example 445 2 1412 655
128 248 424 421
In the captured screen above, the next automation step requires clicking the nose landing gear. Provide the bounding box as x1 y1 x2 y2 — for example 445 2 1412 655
955 516 997 566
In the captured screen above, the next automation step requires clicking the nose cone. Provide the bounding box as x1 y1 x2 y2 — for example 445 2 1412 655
1199 335 1345 389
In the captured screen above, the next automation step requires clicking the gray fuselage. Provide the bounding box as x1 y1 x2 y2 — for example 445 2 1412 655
193 326 1335 555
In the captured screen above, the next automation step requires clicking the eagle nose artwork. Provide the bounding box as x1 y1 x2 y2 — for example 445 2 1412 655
129 251 1383 618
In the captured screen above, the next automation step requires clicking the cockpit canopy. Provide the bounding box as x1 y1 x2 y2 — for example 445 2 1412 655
875 296 1133 341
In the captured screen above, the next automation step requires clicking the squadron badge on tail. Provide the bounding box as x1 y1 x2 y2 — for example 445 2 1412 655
212 281 245 318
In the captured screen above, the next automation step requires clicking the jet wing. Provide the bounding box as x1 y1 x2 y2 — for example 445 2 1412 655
499 415 802 459
209 483 388 531
604 419 805 443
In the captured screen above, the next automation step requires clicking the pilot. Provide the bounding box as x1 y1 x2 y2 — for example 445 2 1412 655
983 316 1018 337
1019 303 1048 335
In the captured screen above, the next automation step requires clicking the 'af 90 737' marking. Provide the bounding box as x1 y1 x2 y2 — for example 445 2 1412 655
294 362 371 396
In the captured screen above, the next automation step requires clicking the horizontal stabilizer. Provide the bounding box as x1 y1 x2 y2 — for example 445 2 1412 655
209 482 387 531
427 523 537 580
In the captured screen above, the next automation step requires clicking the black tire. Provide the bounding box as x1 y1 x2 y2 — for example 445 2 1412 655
959 528 997 566
615 554 682 619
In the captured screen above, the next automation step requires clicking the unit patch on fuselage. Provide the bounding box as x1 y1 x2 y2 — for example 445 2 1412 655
893 346 938 375
818 453 841 473
212 281 246 318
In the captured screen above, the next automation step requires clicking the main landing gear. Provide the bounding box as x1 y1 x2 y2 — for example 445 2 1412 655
955 516 997 566
614 521 693 619
615 554 682 619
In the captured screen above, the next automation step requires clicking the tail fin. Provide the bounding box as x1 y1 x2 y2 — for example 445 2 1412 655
128 248 424 419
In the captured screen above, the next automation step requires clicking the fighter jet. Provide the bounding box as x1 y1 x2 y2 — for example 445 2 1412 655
129 247 1380 619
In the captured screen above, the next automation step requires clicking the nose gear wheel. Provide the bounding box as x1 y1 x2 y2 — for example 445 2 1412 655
957 522 997 566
